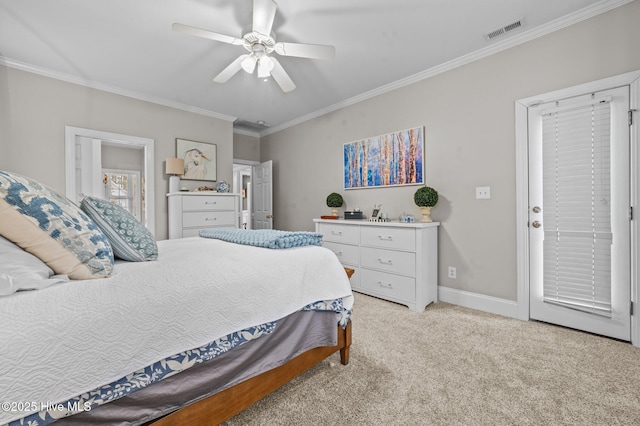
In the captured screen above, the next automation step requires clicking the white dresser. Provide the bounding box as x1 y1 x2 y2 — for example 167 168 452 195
314 219 439 312
168 192 240 239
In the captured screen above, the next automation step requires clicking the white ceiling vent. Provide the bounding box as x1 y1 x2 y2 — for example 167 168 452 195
484 18 525 41
234 119 270 132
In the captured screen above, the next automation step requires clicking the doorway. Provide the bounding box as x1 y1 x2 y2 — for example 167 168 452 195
515 70 640 346
232 159 273 230
64 126 155 234
233 162 253 229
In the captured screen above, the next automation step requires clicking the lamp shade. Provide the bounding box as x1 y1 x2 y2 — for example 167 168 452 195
258 56 274 78
241 55 257 74
166 158 184 176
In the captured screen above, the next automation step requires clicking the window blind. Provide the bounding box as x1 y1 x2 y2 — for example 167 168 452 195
541 98 613 317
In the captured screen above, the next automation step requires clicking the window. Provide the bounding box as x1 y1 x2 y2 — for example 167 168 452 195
103 169 142 222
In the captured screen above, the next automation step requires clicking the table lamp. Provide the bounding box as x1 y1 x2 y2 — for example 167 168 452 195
166 157 184 193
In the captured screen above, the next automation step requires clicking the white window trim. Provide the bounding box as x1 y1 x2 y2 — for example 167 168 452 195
515 70 640 347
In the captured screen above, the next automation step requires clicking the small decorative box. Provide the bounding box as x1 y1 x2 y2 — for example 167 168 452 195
344 211 363 220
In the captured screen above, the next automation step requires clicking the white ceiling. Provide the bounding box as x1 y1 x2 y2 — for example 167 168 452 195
0 0 627 135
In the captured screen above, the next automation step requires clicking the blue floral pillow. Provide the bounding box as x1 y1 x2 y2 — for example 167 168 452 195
80 196 158 262
0 171 114 280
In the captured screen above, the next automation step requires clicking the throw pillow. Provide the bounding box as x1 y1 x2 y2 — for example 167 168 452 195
80 196 158 262
0 170 114 279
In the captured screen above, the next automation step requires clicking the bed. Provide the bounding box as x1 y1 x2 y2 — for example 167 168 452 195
0 171 353 426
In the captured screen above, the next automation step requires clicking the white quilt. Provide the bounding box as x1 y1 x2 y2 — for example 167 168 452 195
0 237 353 424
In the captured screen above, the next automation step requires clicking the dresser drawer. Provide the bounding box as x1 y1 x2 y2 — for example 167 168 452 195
183 195 236 211
183 211 236 228
361 269 416 302
361 226 415 252
317 223 359 245
360 247 416 277
323 241 359 266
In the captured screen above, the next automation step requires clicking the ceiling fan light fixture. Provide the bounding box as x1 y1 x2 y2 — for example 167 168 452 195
257 55 274 78
241 55 257 73
173 0 334 93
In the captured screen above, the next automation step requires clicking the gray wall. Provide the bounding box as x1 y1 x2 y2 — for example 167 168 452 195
102 144 144 172
233 132 260 162
0 66 234 240
260 1 640 301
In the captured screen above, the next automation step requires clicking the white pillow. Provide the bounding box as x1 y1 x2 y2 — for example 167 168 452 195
0 235 68 296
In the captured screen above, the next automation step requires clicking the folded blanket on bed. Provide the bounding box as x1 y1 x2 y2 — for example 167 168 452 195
199 228 323 249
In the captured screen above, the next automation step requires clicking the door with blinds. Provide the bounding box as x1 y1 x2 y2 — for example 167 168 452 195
528 86 631 340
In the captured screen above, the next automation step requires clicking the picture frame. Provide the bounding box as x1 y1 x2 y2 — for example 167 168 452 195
343 126 424 189
176 138 217 181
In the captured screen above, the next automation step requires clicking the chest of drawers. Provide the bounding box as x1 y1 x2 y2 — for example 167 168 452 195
314 219 439 312
168 193 240 239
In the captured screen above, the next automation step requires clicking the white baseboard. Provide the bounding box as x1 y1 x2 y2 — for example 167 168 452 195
438 286 519 319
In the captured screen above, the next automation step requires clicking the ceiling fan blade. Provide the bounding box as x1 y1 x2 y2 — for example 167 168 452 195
172 23 243 46
269 57 296 93
213 54 249 83
274 42 335 60
252 0 277 36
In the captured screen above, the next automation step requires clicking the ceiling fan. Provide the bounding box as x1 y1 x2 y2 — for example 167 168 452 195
172 0 335 93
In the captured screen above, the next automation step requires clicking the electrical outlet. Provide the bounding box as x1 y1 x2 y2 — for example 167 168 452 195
476 186 491 199
448 267 457 279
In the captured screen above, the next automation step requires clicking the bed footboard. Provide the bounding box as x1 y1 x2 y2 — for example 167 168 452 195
150 320 352 426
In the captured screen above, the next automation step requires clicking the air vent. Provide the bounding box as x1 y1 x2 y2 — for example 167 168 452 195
234 119 270 132
484 18 525 41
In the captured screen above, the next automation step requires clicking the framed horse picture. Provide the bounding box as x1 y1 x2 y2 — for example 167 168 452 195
176 138 217 181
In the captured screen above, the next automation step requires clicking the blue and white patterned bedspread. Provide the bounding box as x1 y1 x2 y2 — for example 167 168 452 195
199 228 323 249
1 237 353 426
11 299 350 426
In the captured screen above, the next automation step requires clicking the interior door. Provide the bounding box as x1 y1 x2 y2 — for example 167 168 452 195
528 86 631 340
73 136 103 202
252 160 273 229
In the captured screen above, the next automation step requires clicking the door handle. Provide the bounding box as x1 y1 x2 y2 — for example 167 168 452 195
532 221 542 228
266 214 273 219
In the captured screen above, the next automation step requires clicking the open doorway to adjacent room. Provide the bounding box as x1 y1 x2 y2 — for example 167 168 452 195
233 159 273 230
233 161 255 229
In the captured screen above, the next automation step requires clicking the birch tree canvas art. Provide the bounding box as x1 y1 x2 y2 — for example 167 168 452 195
344 127 424 189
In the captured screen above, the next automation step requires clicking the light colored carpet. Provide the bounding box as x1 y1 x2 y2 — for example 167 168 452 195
225 292 640 425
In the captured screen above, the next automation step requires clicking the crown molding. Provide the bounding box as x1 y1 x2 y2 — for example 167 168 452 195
0 57 237 123
260 0 634 137
1 0 632 137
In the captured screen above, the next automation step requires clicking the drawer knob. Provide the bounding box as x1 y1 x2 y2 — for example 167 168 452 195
331 231 343 236
205 201 217 205
378 281 393 289
377 258 393 265
205 217 217 221
378 235 393 241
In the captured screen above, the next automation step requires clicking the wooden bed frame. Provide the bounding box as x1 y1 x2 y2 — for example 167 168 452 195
149 320 352 425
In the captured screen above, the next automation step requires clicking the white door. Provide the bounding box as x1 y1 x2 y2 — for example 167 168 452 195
72 136 103 202
528 86 631 340
252 160 273 229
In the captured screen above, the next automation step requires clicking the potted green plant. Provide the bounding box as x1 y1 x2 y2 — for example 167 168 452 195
414 186 438 222
326 192 344 217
